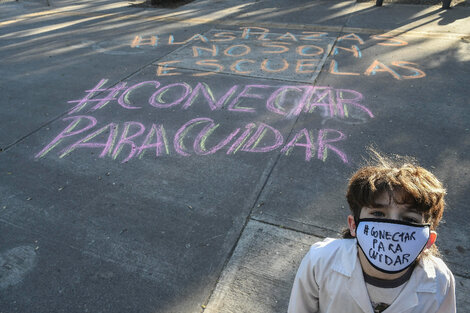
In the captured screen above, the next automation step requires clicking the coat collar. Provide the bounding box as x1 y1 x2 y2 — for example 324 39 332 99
330 239 437 313
332 239 374 313
331 239 357 277
387 255 438 295
383 259 437 312
415 256 437 293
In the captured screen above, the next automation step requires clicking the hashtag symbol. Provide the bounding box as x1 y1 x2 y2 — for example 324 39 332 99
364 225 369 235
67 79 127 114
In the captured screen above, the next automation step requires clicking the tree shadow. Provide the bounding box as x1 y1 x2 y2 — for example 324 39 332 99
0 1 468 312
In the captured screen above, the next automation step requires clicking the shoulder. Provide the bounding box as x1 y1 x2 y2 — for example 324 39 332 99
310 237 355 251
425 255 455 282
413 255 456 311
306 238 356 264
418 254 455 295
301 238 358 283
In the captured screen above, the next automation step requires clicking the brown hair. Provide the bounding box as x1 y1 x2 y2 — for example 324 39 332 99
343 150 446 251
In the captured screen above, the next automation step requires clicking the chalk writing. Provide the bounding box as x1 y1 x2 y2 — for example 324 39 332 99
128 28 425 81
36 28 425 168
35 79 374 163
153 29 334 81
35 116 349 163
66 79 373 120
131 28 407 48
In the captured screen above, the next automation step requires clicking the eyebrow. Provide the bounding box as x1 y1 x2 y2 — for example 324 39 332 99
371 203 417 211
404 208 421 214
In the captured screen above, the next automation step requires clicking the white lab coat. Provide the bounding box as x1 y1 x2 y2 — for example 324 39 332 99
288 238 456 313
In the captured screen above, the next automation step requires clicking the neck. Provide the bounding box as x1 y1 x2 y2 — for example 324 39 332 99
357 248 411 280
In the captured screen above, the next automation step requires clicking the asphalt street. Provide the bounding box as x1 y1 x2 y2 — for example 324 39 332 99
0 0 469 312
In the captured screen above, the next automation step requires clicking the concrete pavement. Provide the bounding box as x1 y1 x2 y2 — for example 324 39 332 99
0 0 469 312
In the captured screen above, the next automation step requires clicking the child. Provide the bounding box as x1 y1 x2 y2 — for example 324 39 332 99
288 152 456 313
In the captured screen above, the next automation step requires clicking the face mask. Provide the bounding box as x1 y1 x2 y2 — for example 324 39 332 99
356 218 430 274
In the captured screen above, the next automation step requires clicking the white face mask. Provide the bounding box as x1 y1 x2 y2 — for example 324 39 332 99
356 218 430 274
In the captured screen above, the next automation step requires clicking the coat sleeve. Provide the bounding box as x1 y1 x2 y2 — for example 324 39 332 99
436 269 456 313
288 248 320 313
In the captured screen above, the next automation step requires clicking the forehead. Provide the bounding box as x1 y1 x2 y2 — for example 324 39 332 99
373 190 416 207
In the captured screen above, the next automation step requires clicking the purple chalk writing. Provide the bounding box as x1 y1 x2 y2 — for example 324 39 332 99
35 78 374 164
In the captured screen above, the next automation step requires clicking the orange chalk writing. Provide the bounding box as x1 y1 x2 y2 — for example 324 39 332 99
192 45 218 57
297 45 324 57
364 60 401 80
277 32 298 42
193 60 223 76
240 27 270 40
210 31 237 42
338 33 364 45
261 59 289 73
156 61 181 76
391 61 426 79
329 60 360 76
296 59 317 74
168 35 186 45
230 59 255 75
224 44 251 57
261 42 290 54
333 45 361 58
131 36 157 48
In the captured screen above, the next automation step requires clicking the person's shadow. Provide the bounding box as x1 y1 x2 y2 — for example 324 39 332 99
437 5 468 25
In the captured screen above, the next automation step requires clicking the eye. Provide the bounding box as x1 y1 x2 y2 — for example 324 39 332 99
371 211 386 218
403 216 421 223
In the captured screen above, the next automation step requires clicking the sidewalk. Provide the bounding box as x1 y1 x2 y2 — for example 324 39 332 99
0 0 469 312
